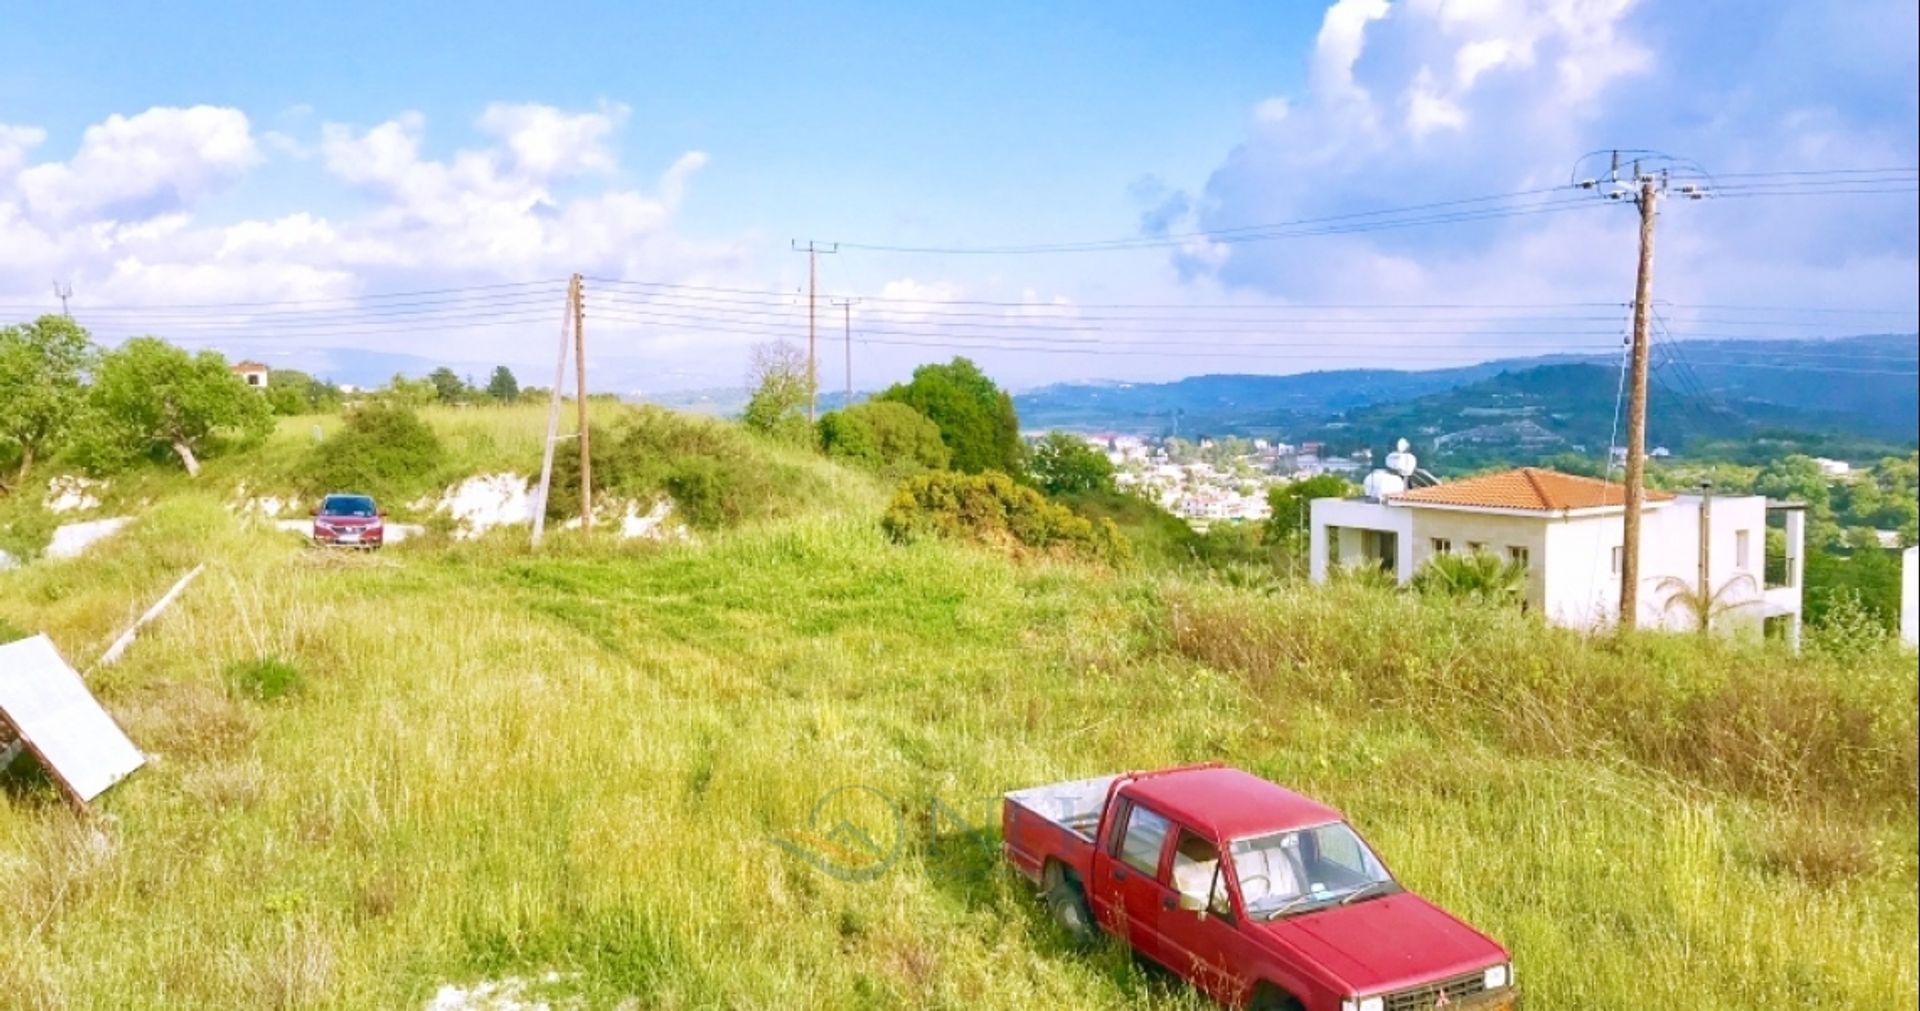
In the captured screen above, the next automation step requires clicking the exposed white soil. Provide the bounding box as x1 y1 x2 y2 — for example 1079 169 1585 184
437 473 533 540
45 517 133 559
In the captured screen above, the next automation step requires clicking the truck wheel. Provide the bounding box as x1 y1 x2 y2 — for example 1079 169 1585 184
1043 863 1097 948
1247 984 1303 1011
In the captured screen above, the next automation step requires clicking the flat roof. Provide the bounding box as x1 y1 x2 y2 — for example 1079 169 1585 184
1123 766 1342 840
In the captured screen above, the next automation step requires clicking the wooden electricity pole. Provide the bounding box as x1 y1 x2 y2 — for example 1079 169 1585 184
832 297 859 406
1618 169 1659 631
791 240 838 421
571 273 592 530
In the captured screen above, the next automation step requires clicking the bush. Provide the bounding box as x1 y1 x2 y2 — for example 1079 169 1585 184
817 401 949 475
874 358 1022 474
1409 550 1527 604
226 657 303 701
1028 431 1114 496
301 401 444 502
882 470 1130 565
544 406 831 530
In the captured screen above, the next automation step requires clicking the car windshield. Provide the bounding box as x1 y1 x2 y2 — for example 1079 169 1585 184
321 495 377 517
1230 822 1396 920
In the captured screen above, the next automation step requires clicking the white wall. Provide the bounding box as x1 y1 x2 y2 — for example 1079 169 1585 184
1903 546 1917 648
1309 499 1413 583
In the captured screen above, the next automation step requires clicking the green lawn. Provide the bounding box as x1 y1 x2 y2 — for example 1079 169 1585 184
0 457 1914 1007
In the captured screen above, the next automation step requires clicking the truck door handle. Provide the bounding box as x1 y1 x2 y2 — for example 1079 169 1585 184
1161 897 1176 910
1111 868 1128 881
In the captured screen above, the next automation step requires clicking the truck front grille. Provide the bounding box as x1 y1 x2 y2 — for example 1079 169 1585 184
1383 970 1488 1011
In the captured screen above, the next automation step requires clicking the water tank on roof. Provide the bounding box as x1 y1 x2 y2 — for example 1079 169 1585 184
1385 437 1417 477
1363 469 1406 501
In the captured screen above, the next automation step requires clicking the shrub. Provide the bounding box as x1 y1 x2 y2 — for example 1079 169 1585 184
817 401 949 475
1410 550 1527 604
1028 432 1114 496
882 470 1130 565
226 657 304 701
301 401 444 501
874 358 1022 474
544 406 830 530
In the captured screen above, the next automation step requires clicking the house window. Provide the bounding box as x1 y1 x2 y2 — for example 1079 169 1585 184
1467 541 1485 554
1431 537 1452 556
1508 546 1529 569
1611 545 1623 575
1735 530 1751 569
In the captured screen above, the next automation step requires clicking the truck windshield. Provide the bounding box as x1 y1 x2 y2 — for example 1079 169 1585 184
1230 822 1396 920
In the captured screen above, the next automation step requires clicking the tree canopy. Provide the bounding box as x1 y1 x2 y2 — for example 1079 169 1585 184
83 338 272 477
485 366 520 403
740 342 814 446
875 357 1022 474
1028 431 1115 496
0 315 94 486
817 401 949 474
1264 474 1355 543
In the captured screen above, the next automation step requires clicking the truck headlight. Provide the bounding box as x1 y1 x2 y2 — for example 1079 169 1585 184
1484 963 1510 989
1340 999 1384 1011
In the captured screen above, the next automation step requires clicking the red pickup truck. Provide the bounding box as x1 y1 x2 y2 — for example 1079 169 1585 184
1003 764 1516 1011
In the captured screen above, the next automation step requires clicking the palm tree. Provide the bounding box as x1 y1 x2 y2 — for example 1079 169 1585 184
1654 572 1761 635
1410 551 1527 605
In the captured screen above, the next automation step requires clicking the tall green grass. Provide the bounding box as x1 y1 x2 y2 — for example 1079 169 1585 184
0 426 1913 1007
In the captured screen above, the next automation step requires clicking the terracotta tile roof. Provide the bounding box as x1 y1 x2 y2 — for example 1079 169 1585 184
1390 467 1674 512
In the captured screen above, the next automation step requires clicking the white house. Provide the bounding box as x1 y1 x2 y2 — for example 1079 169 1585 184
1902 546 1917 648
1310 467 1805 644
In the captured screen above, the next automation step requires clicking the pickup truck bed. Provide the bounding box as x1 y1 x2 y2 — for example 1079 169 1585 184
1002 774 1117 884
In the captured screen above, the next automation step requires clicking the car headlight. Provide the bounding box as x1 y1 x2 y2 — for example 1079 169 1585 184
1485 963 1510 989
1340 999 1384 1011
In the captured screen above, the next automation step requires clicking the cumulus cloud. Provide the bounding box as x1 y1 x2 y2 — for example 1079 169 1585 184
15 106 259 222
1175 0 1915 324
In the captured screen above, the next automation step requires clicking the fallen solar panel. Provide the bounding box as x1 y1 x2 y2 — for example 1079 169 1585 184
0 634 145 806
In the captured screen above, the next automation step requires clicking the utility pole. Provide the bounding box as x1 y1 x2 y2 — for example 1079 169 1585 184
791 240 838 421
832 297 859 407
1574 150 1706 631
571 273 593 531
531 279 574 548
51 281 72 317
1619 163 1660 631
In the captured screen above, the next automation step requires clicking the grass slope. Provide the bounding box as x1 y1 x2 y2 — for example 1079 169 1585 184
0 413 1914 1009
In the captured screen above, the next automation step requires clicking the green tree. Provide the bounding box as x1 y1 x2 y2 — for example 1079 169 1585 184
0 315 94 487
1029 431 1115 496
380 373 438 407
1753 454 1840 548
485 366 520 403
1263 474 1354 545
817 401 950 473
303 400 444 499
875 357 1021 474
83 338 271 477
427 367 469 404
740 342 813 446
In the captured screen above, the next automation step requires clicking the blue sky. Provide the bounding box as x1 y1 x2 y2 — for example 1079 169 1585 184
1 1 1914 392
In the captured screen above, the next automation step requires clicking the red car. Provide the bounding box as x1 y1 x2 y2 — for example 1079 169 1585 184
310 494 386 549
1004 764 1516 1010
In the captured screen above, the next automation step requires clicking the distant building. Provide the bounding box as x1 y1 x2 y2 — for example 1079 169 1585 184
1310 467 1805 645
1813 457 1853 478
231 361 270 388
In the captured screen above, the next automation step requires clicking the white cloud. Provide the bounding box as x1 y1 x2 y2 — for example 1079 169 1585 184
476 101 627 177
1253 97 1292 126
16 106 259 222
0 124 46 178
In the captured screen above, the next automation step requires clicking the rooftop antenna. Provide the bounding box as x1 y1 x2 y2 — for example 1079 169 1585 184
52 281 72 317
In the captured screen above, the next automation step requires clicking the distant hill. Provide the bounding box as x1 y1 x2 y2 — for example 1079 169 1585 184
1012 334 1917 453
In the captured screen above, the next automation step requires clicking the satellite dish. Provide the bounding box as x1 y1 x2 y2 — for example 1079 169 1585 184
1363 469 1406 500
1385 438 1417 478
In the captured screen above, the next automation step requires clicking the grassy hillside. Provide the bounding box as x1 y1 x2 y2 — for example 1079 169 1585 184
1 408 1914 1008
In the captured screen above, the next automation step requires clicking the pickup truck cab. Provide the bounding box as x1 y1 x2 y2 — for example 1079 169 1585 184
1004 765 1515 1011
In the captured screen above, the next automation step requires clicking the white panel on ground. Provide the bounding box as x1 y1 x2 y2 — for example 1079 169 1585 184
0 634 145 803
